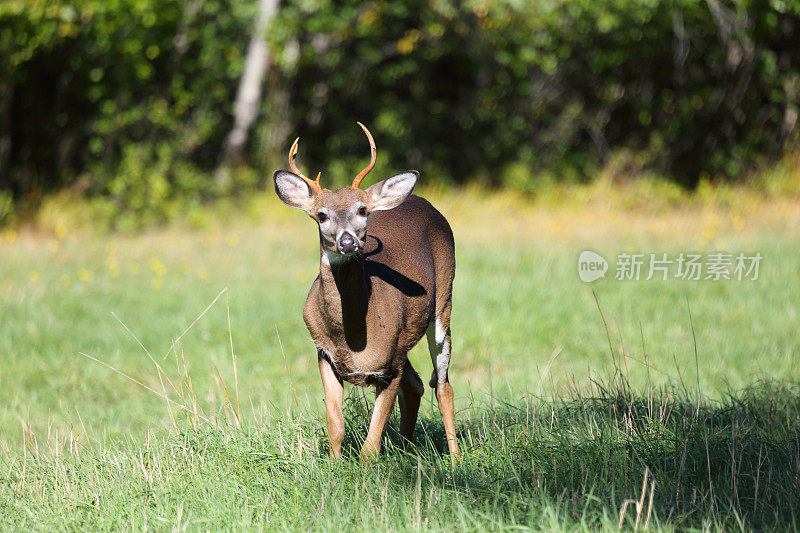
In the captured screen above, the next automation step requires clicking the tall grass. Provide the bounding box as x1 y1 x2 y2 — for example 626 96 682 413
2 284 799 530
1 184 799 529
3 372 798 530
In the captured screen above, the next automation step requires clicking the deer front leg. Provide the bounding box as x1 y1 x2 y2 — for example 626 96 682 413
318 354 344 459
361 372 402 461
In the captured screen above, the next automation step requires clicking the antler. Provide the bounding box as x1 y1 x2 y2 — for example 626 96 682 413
350 122 376 189
288 137 322 193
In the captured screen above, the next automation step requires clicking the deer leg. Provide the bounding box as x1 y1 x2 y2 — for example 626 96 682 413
435 381 459 458
426 318 461 458
318 353 344 459
398 359 424 447
361 371 402 461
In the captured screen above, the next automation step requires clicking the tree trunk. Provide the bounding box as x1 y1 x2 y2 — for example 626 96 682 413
215 0 278 184
0 78 12 190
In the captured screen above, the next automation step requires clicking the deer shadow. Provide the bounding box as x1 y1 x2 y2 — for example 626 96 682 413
325 379 800 530
362 236 426 298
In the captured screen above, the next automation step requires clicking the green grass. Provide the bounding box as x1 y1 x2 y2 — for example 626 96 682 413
4 379 800 530
1 186 799 530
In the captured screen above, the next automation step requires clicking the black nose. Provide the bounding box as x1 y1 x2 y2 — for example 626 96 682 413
337 233 358 253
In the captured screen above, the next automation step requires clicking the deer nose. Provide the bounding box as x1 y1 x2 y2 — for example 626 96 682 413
337 233 358 253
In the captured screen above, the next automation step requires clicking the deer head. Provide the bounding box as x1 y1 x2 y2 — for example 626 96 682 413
274 122 418 258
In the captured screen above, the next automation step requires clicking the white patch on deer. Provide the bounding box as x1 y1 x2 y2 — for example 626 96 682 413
435 318 446 344
427 317 450 387
323 250 349 267
437 337 450 384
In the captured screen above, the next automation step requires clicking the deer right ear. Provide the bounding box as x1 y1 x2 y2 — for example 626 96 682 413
274 170 316 213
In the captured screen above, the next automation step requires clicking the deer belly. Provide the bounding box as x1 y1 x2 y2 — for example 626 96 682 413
324 347 399 387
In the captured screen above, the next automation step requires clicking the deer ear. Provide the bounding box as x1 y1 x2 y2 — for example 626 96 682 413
274 170 316 213
366 171 418 211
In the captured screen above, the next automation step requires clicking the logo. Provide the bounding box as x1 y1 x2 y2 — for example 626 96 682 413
578 250 608 283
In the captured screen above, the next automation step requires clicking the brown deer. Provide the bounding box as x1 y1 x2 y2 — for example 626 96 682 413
273 123 460 460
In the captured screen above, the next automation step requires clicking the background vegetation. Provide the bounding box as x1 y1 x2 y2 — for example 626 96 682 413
3 1 800 530
2 0 800 228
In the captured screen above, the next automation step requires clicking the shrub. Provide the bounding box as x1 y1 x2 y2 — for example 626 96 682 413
1 0 798 220
273 0 800 188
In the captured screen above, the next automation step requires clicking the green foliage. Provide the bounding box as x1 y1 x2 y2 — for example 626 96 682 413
274 0 800 188
92 143 208 230
0 190 14 225
1 0 799 222
0 0 255 224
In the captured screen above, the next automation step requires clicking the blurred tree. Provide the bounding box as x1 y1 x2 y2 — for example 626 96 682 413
0 0 257 225
216 0 279 185
269 0 799 188
0 0 798 226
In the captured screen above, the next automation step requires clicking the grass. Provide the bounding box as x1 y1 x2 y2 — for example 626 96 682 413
3 378 799 530
1 181 799 530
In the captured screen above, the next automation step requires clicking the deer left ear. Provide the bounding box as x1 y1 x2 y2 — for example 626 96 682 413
366 171 418 211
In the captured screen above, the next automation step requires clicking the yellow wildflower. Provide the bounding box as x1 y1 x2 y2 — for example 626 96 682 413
55 224 67 240
148 256 166 277
226 232 240 247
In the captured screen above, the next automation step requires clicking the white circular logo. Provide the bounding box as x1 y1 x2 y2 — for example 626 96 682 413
578 250 608 282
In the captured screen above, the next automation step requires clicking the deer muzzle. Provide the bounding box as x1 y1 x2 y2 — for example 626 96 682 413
336 232 359 254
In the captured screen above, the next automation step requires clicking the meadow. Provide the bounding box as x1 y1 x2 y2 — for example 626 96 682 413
1 180 799 530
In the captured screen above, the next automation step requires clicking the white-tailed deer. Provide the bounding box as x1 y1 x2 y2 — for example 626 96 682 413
273 123 460 460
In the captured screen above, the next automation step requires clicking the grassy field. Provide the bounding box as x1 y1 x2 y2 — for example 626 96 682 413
1 181 799 530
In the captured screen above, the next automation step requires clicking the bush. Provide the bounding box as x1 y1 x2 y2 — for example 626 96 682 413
0 0 256 199
1 0 799 219
273 0 800 188
0 191 14 226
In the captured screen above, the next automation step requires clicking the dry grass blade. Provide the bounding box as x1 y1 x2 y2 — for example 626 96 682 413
226 291 241 427
111 311 179 430
276 325 300 409
77 352 211 424
162 288 228 361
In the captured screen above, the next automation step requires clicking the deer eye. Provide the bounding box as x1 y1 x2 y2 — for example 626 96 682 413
317 212 328 223
357 206 367 217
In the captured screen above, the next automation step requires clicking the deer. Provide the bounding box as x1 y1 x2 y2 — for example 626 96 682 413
273 122 460 461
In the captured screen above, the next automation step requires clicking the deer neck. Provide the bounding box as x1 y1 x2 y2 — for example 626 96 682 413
319 250 369 351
